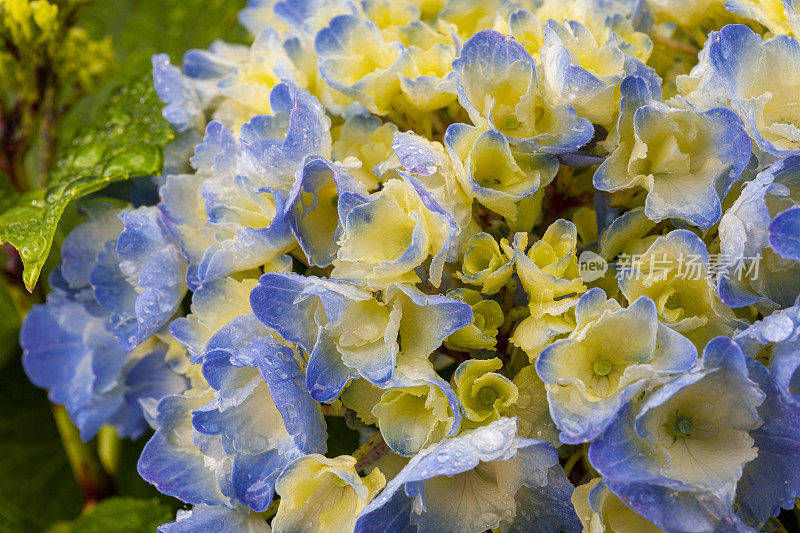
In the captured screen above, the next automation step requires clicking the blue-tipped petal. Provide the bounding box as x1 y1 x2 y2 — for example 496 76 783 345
21 273 148 441
138 393 230 507
452 30 593 152
158 505 269 533
735 357 800 524
355 418 579 533
91 207 187 352
152 54 203 133
769 206 800 261
305 328 357 403
285 156 367 266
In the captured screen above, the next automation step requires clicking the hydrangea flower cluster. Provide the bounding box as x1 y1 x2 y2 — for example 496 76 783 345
20 0 800 531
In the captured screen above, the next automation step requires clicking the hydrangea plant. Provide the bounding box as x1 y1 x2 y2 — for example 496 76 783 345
9 0 800 531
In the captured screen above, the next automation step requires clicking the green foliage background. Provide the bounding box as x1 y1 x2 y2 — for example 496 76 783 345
0 1 244 531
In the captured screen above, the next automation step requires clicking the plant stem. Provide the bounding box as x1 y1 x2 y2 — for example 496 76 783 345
563 448 583 477
353 431 386 471
321 403 346 416
51 405 113 506
97 426 121 478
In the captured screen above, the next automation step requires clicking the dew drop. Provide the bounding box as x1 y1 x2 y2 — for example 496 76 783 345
20 236 47 262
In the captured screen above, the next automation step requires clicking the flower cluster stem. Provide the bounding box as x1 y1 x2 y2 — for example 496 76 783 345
51 405 112 506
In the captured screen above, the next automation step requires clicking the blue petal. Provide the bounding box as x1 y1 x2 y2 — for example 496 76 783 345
152 54 202 132
593 75 656 192
286 155 367 266
252 337 328 453
158 505 269 533
735 357 800 523
388 283 473 359
60 202 124 290
138 394 230 506
231 451 288 512
21 276 147 440
305 328 357 403
506 469 582 533
202 314 327 454
124 349 189 422
250 273 327 352
769 207 800 261
355 418 577 532
91 207 187 352
190 120 238 171
192 314 327 511
241 83 332 189
182 42 238 80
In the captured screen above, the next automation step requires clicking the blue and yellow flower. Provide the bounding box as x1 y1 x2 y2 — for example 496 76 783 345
536 288 698 443
453 357 518 424
370 357 462 456
250 273 472 402
273 454 385 533
451 29 594 152
445 289 505 350
594 75 751 228
708 24 800 157
355 417 581 532
159 83 331 287
456 232 518 294
445 123 558 222
332 176 459 287
332 114 399 191
618 229 744 348
193 318 326 511
389 131 476 246
538 19 661 127
587 337 769 530
315 14 407 115
286 155 368 267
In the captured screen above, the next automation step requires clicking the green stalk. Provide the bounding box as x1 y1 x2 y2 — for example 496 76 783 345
51 405 112 506
97 426 121 478
353 431 386 470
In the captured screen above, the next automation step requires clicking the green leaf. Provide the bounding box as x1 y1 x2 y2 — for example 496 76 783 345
55 497 174 533
0 358 83 531
80 0 247 75
61 0 247 138
0 78 174 291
